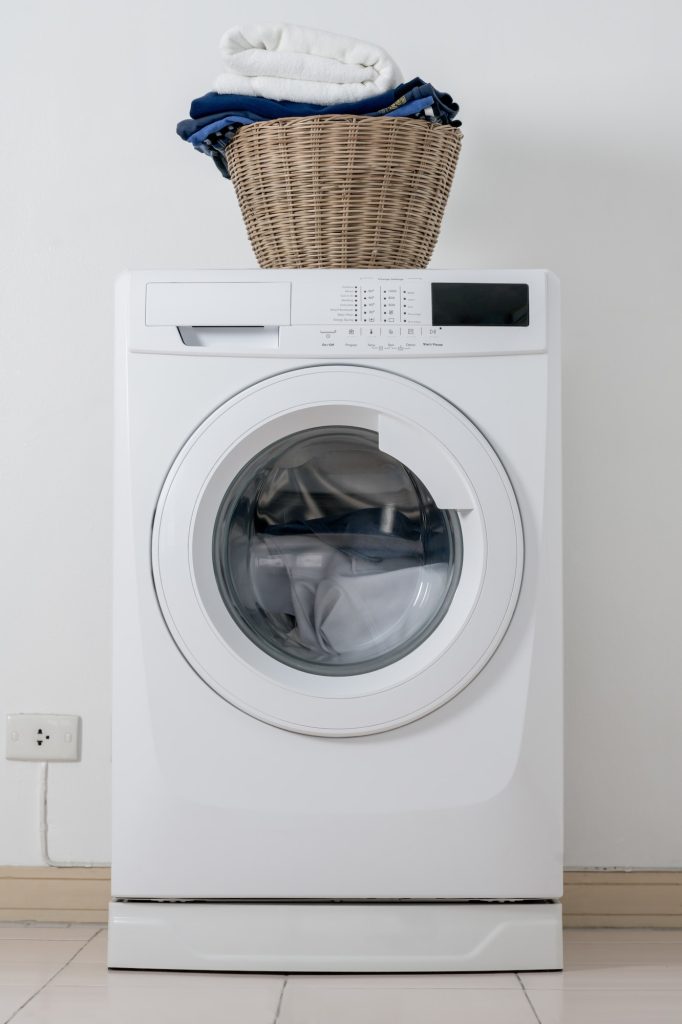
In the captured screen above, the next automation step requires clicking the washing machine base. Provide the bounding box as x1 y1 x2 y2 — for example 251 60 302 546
107 900 563 972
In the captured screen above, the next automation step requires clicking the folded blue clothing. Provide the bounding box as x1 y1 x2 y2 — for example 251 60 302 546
186 77 459 126
185 113 262 147
371 80 460 125
177 110 266 141
384 96 434 118
179 92 439 152
177 77 461 179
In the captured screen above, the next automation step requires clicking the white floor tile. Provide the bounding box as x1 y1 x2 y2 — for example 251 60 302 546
3 925 681 1024
68 931 108 965
53 962 286 990
278 983 538 1023
0 940 84 965
0 987 39 1020
9 981 285 1024
527 988 682 1024
0 963 58 988
0 925 101 942
522 964 682 990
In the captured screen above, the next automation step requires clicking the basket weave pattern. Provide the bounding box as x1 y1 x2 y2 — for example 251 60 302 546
227 115 463 269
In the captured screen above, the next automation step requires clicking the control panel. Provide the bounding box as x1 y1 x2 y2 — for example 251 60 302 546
283 275 538 355
137 271 550 357
294 277 431 326
281 323 447 356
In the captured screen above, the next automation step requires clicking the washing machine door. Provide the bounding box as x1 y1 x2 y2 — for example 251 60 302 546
152 366 523 736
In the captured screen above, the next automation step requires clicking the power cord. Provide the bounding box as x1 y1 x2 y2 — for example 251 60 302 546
39 762 110 868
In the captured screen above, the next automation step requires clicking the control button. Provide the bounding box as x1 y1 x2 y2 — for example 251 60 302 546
320 329 337 348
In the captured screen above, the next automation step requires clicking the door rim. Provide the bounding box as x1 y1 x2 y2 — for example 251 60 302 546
152 366 523 736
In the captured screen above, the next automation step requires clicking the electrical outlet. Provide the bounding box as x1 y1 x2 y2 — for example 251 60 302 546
5 714 81 762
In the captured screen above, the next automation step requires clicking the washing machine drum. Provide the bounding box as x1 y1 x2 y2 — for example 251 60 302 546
152 366 523 736
214 425 463 676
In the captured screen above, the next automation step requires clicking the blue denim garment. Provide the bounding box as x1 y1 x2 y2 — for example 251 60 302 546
180 92 441 152
383 96 433 118
185 113 262 147
186 78 460 125
188 81 406 119
177 79 461 179
176 110 267 141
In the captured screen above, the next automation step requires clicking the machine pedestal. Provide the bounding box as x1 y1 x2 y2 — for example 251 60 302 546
108 900 563 972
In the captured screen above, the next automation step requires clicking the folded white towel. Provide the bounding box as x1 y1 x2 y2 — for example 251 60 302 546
214 23 403 105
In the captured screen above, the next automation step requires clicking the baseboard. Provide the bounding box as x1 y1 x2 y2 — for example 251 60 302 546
2 868 681 926
563 871 682 928
0 867 110 923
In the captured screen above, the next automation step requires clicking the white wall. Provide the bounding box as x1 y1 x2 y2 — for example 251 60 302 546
1 0 681 868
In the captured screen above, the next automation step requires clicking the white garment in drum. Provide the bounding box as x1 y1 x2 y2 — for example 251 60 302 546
246 535 448 658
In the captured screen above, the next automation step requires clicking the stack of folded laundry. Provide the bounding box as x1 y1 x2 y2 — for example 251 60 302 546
177 23 462 179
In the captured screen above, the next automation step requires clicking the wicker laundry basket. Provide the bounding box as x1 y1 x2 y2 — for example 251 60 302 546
226 115 462 269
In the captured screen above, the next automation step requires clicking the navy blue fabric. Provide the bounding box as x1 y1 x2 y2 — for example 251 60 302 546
187 77 459 124
177 110 269 141
187 113 260 145
177 78 461 179
263 508 450 563
384 96 433 118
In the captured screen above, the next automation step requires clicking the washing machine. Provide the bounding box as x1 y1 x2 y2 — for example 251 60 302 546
109 268 562 972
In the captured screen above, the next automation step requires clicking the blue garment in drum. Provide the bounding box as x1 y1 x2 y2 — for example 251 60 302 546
263 507 450 564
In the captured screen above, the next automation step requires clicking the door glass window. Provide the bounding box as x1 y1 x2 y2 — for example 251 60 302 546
213 427 463 675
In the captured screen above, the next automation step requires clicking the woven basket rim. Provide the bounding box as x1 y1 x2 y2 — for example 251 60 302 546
233 114 463 133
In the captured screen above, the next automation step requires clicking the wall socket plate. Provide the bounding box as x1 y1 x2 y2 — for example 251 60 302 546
5 714 81 762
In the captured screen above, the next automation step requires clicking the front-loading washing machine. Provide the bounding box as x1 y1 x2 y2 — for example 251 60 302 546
109 268 562 972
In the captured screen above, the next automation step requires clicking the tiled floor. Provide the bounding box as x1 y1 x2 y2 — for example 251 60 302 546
1 924 682 1023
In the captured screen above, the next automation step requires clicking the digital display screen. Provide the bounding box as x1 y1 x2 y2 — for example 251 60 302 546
431 283 529 326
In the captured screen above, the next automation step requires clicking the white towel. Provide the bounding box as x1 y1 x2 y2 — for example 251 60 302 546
214 23 402 105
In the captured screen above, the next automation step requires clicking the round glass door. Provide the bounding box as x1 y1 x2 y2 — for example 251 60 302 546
213 426 463 675
152 365 523 736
